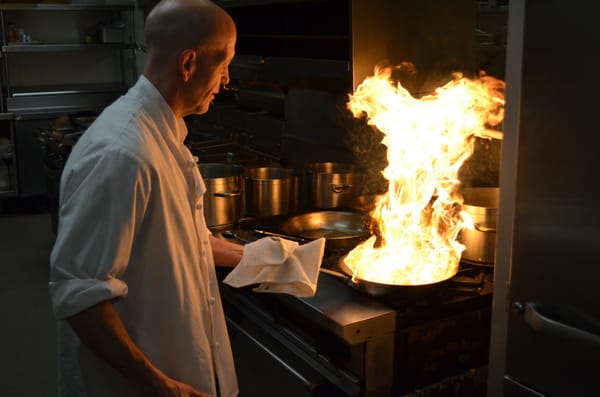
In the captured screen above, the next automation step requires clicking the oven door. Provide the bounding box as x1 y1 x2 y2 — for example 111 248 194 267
221 284 361 397
228 318 333 397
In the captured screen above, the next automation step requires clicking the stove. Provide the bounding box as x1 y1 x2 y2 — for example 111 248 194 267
216 217 493 397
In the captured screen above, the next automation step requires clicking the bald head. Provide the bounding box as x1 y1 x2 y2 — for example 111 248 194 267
142 0 237 117
145 0 235 59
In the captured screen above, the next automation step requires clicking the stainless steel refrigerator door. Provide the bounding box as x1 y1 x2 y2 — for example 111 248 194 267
488 1 600 396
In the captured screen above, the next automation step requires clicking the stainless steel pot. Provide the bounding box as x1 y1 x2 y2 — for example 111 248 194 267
459 187 499 264
307 162 360 209
198 163 245 227
245 167 298 217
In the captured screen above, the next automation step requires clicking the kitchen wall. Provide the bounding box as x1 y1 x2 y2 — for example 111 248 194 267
190 0 504 201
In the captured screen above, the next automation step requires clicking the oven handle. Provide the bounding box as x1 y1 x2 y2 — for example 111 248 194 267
524 302 600 347
226 317 322 392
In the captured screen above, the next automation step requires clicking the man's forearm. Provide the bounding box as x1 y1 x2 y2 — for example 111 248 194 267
66 300 167 393
210 235 243 267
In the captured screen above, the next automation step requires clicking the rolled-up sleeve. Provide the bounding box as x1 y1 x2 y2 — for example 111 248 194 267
49 147 151 319
49 277 128 319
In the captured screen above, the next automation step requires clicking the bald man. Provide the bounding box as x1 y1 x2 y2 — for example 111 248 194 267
48 1 241 396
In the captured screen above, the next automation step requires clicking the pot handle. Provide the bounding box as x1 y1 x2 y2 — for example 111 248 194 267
213 191 241 198
474 223 496 233
330 183 353 193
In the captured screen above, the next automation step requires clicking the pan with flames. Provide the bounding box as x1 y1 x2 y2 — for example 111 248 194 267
339 64 505 296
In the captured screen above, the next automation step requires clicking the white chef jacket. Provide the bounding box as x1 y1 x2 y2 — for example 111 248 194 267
48 75 238 397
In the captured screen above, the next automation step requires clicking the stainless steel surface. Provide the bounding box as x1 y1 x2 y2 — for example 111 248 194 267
279 274 396 345
487 1 525 393
335 258 456 299
503 377 546 397
272 273 396 396
488 1 600 395
2 43 128 52
280 210 368 251
245 167 298 217
459 187 499 264
198 163 245 227
0 4 137 115
523 303 600 347
307 162 360 209
280 210 366 239
220 234 492 396
226 318 321 393
220 274 365 396
0 3 134 11
6 89 124 116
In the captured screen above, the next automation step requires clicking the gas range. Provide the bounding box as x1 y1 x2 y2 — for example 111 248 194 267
216 218 493 396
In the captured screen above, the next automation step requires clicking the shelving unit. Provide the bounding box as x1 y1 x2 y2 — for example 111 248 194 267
0 112 17 196
0 2 137 114
0 1 138 197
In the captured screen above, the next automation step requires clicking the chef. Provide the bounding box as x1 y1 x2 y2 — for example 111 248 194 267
48 0 242 396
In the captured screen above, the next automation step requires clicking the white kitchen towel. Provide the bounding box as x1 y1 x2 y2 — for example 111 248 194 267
223 236 326 297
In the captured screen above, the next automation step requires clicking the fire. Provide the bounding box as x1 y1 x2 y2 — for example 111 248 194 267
345 65 505 285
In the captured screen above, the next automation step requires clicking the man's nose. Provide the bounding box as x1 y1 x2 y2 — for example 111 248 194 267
221 69 230 86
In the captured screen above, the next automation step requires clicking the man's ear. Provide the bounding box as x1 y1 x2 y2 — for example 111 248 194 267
179 49 197 83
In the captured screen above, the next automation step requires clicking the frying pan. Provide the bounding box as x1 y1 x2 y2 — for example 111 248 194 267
279 210 370 251
320 256 458 300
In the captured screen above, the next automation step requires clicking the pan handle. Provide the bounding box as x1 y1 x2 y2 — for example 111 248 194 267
252 229 310 243
319 267 363 292
319 267 350 279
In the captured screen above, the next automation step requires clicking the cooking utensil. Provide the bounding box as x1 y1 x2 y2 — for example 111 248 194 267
252 229 310 243
198 163 245 227
221 230 251 244
280 210 369 251
319 255 460 300
306 162 360 209
459 187 499 264
334 257 457 299
245 167 298 217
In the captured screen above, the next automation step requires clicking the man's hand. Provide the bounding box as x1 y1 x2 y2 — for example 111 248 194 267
144 375 210 397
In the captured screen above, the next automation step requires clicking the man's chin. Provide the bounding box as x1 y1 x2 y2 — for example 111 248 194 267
190 103 211 116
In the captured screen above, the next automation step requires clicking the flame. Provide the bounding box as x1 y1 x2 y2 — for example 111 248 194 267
345 65 505 285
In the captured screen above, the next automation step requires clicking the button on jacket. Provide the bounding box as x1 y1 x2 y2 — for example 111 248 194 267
48 75 238 397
